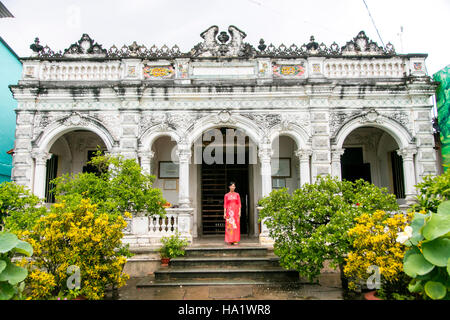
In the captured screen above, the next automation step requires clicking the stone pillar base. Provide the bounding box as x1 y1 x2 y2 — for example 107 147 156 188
259 234 274 246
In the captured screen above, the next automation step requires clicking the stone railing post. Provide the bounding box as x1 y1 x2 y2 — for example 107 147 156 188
177 207 194 243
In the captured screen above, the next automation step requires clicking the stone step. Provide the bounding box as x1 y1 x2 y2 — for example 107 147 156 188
169 256 281 268
184 246 268 257
136 278 304 288
154 267 300 282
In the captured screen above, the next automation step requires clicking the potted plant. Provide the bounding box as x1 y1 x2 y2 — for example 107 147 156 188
159 232 189 267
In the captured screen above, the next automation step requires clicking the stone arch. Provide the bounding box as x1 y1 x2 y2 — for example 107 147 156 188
35 119 116 153
139 128 182 152
267 124 310 150
186 114 262 148
333 116 413 150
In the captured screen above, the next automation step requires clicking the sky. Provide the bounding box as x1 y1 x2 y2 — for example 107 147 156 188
0 0 449 75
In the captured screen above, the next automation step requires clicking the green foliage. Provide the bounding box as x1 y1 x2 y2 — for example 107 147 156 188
20 199 130 300
258 175 398 282
52 150 167 218
159 232 189 259
0 231 33 300
402 200 450 300
412 169 450 213
0 182 46 232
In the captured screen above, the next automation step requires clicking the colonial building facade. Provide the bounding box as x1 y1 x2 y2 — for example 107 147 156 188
10 26 438 245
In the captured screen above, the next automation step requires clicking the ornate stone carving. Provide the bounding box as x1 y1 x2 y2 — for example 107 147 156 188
31 29 397 60
214 110 236 124
359 109 383 124
176 148 192 163
31 151 52 165
190 25 256 58
384 111 410 127
397 147 417 160
331 148 345 161
341 31 394 56
62 113 86 126
329 111 360 136
295 149 312 161
63 34 107 57
240 113 281 130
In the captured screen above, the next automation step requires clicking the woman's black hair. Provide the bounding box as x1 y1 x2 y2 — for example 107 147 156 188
228 181 236 187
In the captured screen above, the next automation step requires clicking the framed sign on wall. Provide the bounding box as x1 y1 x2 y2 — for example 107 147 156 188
163 179 178 190
158 161 179 179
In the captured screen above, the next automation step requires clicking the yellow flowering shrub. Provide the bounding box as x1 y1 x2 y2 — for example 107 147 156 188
20 198 130 300
344 210 413 291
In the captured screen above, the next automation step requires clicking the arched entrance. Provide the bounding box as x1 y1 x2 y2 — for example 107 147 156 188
44 130 107 202
32 122 114 202
194 127 258 237
340 126 406 199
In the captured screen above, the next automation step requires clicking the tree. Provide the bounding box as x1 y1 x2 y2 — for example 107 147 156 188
52 150 167 218
258 175 399 285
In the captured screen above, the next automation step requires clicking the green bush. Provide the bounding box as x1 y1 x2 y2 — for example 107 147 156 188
412 169 450 213
401 200 450 300
52 150 167 218
159 232 190 259
258 175 399 284
0 231 33 300
0 182 46 232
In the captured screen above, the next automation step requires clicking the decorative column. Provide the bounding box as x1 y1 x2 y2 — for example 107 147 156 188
177 146 192 208
295 149 312 186
32 151 52 199
397 148 417 203
138 150 154 175
258 145 273 197
258 143 273 246
331 148 345 181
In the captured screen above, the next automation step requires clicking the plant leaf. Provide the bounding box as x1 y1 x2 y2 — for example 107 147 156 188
0 282 15 300
422 213 450 241
410 214 426 245
422 238 450 267
408 280 423 293
437 200 450 216
424 281 447 300
403 253 435 278
0 260 6 274
447 258 450 277
0 232 19 253
12 240 33 257
0 262 28 285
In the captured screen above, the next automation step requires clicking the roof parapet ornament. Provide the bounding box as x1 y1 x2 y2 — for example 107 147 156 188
28 29 396 59
190 25 257 58
63 34 107 57
341 30 393 55
30 37 44 56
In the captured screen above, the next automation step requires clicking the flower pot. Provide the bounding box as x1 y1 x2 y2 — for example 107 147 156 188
161 257 170 267
364 290 382 300
72 295 87 300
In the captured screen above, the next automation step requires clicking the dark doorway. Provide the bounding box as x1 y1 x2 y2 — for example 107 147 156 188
45 155 58 203
390 151 405 199
341 147 372 183
200 127 251 236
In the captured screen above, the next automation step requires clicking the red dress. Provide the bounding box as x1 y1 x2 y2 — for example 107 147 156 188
224 192 241 243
